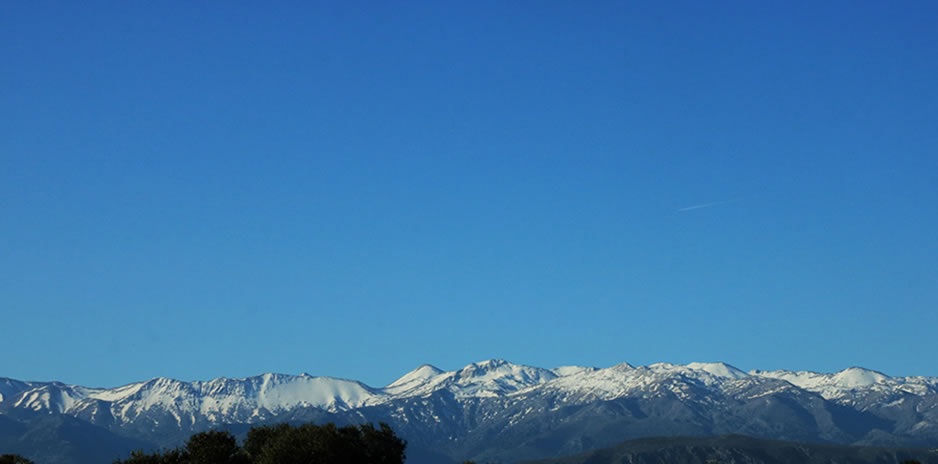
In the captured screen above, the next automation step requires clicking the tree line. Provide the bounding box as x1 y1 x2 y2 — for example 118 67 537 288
111 422 406 464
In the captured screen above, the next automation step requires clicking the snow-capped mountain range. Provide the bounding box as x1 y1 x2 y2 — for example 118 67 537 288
4 359 936 421
3 359 562 422
3 359 938 464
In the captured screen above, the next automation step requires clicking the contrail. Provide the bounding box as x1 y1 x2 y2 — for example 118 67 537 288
677 200 732 212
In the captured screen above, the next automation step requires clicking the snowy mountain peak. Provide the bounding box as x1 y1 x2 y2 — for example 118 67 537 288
460 358 502 372
447 359 557 397
385 364 445 391
0 378 35 403
610 362 636 371
383 359 559 399
747 366 906 401
456 359 555 378
11 382 87 413
685 362 749 379
535 361 760 404
461 358 513 372
832 367 890 388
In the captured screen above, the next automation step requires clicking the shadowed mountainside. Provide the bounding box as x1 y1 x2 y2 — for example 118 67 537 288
523 434 938 464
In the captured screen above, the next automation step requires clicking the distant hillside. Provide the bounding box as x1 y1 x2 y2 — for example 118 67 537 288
0 411 155 464
524 435 938 464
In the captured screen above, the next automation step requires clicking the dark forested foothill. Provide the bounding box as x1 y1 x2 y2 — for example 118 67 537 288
524 435 938 464
113 422 405 464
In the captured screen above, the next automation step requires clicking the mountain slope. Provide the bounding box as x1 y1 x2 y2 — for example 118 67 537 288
523 434 938 464
0 411 155 464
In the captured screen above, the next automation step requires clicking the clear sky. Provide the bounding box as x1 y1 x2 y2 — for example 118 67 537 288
2 1 936 389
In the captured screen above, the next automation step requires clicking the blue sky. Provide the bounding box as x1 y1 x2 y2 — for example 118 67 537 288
2 1 936 388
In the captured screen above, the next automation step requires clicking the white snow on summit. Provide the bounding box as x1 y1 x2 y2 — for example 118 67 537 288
12 383 88 413
8 373 383 425
384 359 558 399
747 366 938 401
4 359 937 427
685 362 748 379
523 361 755 404
385 364 445 395
832 367 890 388
0 378 36 403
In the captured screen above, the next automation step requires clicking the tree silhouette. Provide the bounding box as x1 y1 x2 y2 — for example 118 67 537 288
185 430 247 464
0 455 35 464
250 422 405 464
113 422 405 464
113 448 186 464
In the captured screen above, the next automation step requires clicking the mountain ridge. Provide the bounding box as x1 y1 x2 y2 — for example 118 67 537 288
3 359 938 464
5 360 928 400
4 360 938 420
